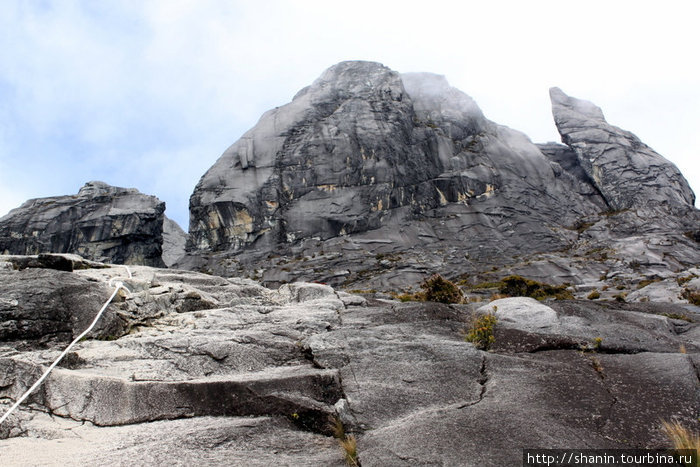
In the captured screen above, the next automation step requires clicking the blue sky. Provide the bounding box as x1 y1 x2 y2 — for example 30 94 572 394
1 1 698 229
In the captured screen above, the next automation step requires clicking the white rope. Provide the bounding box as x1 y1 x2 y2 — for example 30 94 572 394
0 270 131 426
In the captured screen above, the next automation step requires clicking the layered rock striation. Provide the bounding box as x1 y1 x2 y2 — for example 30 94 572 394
0 181 172 267
183 61 698 289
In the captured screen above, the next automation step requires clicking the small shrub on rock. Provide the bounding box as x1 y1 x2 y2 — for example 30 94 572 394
677 275 696 286
465 313 497 350
681 288 700 306
587 290 601 300
420 274 463 304
613 292 627 302
498 275 573 300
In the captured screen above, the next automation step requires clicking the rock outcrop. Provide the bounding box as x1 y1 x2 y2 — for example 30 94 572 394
181 61 699 291
0 257 697 465
187 62 603 256
161 217 187 267
549 87 695 211
0 181 169 267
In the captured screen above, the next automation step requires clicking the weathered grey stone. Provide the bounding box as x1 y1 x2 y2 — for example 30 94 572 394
307 298 698 465
550 87 695 211
161 217 187 267
0 415 344 466
0 265 126 343
478 297 559 332
626 278 685 303
0 181 166 267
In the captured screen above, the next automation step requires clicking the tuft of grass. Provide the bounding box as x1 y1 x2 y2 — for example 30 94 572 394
612 292 627 302
661 420 699 464
681 288 700 306
465 313 497 350
340 435 359 466
489 293 508 302
587 290 601 300
637 278 662 289
469 281 504 290
663 313 693 323
331 416 346 439
680 344 687 354
570 220 595 233
677 275 697 286
348 289 377 294
592 337 603 351
396 293 416 302
330 416 359 466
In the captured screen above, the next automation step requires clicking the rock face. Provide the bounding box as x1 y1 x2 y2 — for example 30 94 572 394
182 61 699 290
187 62 603 255
0 181 168 267
0 257 697 465
549 87 695 211
161 217 187 267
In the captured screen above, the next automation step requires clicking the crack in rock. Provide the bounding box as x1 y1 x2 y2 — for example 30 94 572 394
458 354 489 409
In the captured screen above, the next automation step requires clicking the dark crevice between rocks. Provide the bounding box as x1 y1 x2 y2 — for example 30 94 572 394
491 330 650 356
688 356 700 383
299 336 363 467
4 254 109 272
299 342 361 433
458 354 489 409
523 342 588 353
525 343 645 355
588 354 622 444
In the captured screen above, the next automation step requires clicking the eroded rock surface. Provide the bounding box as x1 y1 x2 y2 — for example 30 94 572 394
0 181 167 267
0 258 697 465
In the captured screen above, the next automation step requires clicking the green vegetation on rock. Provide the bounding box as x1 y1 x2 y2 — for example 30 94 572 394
420 274 463 304
497 275 573 300
465 313 497 350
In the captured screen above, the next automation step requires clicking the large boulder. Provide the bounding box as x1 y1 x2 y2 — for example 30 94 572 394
0 181 168 267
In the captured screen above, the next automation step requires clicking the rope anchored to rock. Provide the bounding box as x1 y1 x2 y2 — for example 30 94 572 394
0 266 132 426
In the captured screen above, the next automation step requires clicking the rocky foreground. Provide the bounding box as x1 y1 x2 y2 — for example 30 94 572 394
1 255 698 466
